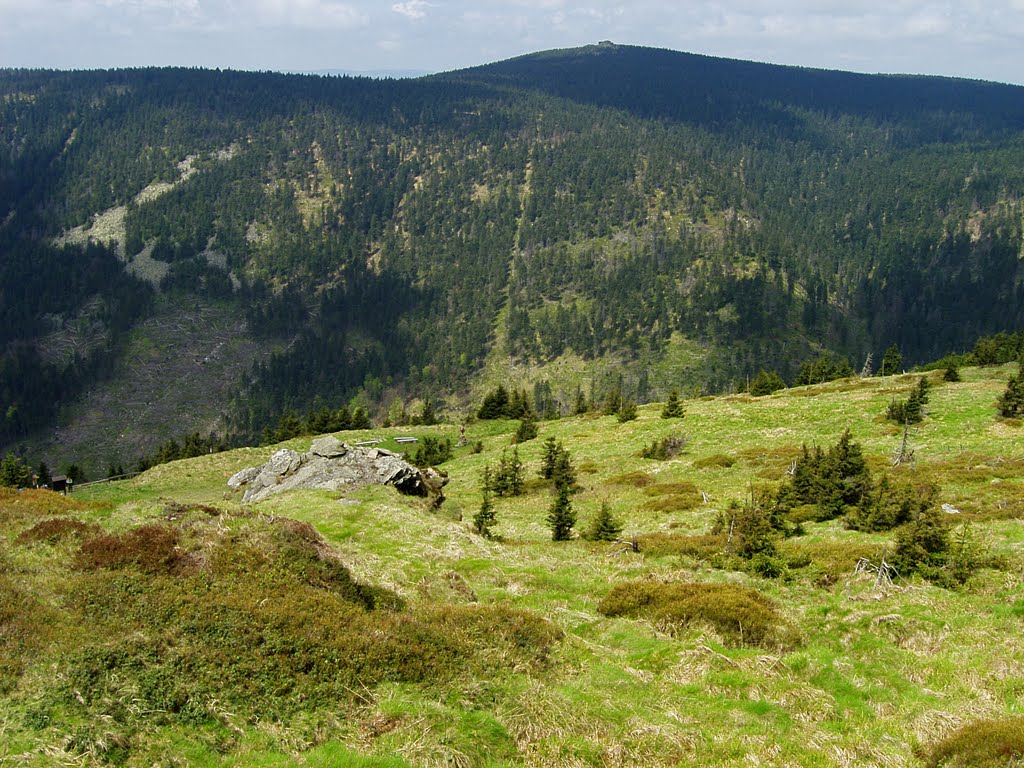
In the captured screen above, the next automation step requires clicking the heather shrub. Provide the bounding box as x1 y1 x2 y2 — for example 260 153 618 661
0 575 56 693
925 716 1024 767
693 454 736 469
57 515 561 731
76 524 190 576
637 533 727 560
598 581 796 648
16 517 98 545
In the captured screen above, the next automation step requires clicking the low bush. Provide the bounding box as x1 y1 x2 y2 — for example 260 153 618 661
778 539 886 584
846 477 936 532
15 517 99 545
76 524 191 576
637 533 727 560
53 514 562 745
644 483 704 513
0 488 102 527
645 494 701 513
924 716 1024 767
0 575 56 693
609 471 655 487
693 454 736 469
598 580 796 648
412 436 454 468
640 434 688 460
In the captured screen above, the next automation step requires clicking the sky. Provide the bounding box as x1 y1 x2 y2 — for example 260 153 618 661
1 1 1023 85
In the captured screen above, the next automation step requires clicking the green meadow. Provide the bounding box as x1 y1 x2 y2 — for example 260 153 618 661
2 365 1022 767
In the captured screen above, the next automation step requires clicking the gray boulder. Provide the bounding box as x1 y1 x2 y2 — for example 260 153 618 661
230 441 448 504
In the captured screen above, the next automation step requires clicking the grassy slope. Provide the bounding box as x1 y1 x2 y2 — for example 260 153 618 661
3 365 1023 766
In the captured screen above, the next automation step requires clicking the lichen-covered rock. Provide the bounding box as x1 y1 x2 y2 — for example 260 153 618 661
230 441 448 505
310 436 347 459
227 466 261 489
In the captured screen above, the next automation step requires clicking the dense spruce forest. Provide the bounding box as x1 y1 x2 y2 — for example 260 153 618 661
2 44 1024 469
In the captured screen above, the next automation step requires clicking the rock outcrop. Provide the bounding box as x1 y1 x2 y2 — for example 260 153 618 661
228 436 448 504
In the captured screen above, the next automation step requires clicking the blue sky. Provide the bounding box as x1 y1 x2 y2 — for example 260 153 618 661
1 0 1023 85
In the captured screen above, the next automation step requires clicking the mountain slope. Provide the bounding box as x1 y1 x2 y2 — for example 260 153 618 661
1 47 1024 471
2 364 1022 765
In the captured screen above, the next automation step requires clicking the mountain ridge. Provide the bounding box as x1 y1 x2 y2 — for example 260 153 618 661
1 45 1023 473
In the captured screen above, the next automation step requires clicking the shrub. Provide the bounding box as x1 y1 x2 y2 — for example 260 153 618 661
846 477 936 533
617 400 638 423
638 533 726 560
749 369 786 396
0 575 56 693
412 436 453 467
643 482 702 513
76 525 190 576
609 471 655 487
15 517 98 545
598 581 795 648
693 454 736 469
640 434 688 460
60 514 562 735
925 716 1024 767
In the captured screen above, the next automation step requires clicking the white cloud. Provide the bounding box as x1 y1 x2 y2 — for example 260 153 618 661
246 0 368 28
392 0 431 19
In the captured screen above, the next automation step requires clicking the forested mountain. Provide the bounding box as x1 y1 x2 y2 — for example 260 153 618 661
2 44 1024 469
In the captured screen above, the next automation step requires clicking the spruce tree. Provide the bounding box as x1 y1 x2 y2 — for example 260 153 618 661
573 387 589 415
584 501 623 541
551 448 578 493
0 453 31 488
943 363 961 382
513 413 538 443
661 389 685 418
749 370 786 396
547 484 576 541
617 400 638 423
539 436 560 479
419 397 437 426
880 345 902 376
473 466 497 538
507 447 524 496
998 374 1024 418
